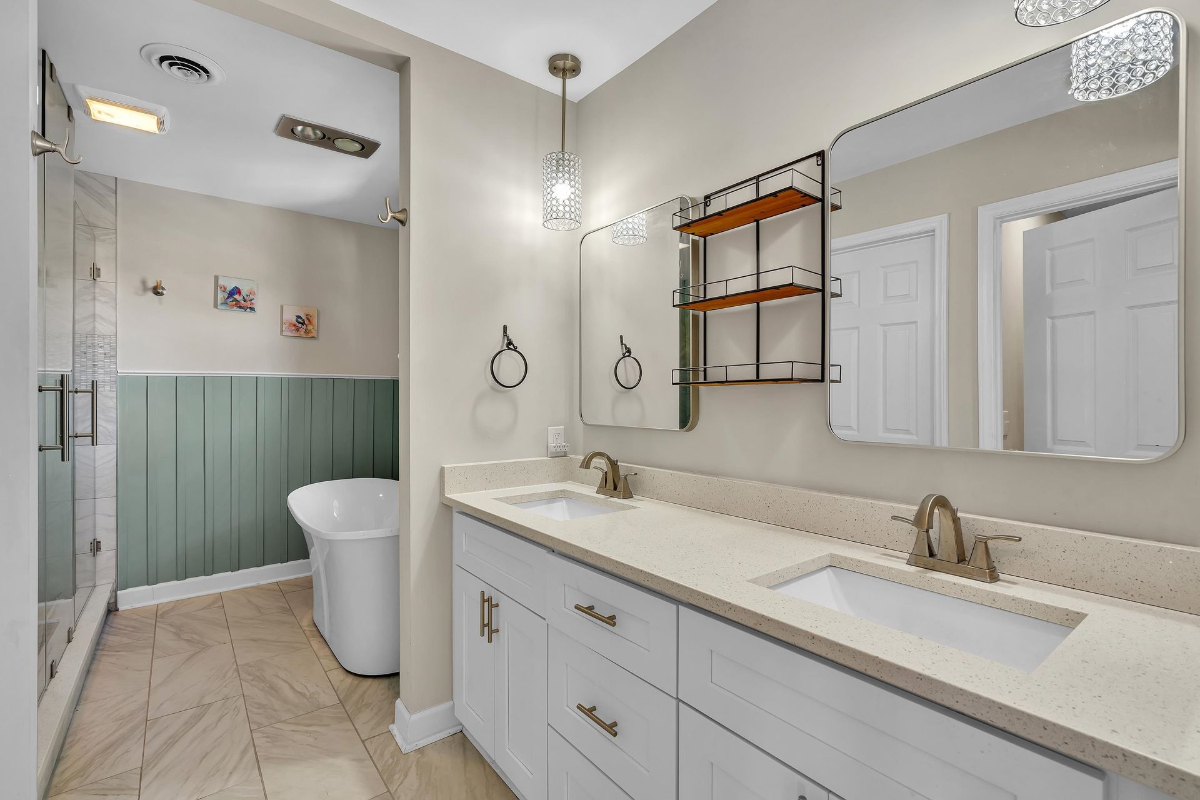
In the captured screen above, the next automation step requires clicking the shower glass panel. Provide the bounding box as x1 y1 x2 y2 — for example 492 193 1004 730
37 51 77 698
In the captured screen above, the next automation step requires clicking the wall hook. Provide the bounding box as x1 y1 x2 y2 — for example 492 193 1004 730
490 324 528 388
378 197 408 226
152 280 166 297
31 128 83 165
614 334 642 390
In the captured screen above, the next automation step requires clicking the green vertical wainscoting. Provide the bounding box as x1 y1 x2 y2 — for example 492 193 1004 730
117 375 400 591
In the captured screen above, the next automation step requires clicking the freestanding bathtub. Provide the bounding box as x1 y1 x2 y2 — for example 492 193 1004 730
287 478 400 675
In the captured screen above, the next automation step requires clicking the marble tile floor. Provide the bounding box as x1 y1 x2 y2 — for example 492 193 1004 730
48 576 515 800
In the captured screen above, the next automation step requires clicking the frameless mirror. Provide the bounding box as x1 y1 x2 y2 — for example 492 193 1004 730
828 10 1182 460
580 197 700 430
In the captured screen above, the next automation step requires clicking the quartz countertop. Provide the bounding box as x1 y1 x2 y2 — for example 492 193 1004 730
443 481 1200 799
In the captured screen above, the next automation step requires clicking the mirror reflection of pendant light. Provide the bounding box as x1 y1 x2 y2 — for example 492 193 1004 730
611 212 647 246
1070 11 1175 102
1014 0 1111 26
543 54 582 231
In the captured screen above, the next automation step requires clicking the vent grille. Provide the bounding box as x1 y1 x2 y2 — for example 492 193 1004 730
140 43 225 87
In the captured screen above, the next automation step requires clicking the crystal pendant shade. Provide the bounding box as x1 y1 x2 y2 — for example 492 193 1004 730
611 212 647 246
1015 0 1111 27
1070 12 1175 102
543 150 582 231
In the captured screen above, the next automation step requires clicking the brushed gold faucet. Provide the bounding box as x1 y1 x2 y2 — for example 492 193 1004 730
580 451 635 499
892 494 1020 583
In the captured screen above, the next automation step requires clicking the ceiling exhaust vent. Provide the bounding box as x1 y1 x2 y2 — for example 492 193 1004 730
140 43 226 86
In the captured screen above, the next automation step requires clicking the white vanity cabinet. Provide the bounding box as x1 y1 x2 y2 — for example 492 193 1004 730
678 607 1105 800
452 512 550 800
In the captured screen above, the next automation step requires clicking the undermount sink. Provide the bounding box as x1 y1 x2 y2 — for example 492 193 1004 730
772 566 1073 671
511 495 621 521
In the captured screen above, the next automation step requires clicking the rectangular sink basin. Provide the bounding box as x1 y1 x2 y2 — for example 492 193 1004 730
772 567 1072 671
511 496 620 521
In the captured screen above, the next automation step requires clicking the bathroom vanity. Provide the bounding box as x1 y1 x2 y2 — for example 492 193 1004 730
443 458 1200 800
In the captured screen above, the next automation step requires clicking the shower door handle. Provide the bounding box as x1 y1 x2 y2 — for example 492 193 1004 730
37 373 70 462
69 379 98 446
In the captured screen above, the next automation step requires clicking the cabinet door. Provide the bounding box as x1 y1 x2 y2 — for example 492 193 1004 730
679 704 830 800
548 728 633 800
453 566 496 752
494 588 547 800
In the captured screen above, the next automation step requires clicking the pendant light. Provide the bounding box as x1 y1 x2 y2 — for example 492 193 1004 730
1070 12 1175 102
543 54 582 231
1015 0 1111 27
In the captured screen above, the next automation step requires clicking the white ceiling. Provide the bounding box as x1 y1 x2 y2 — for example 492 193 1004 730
832 45 1082 182
39 0 400 226
328 0 718 100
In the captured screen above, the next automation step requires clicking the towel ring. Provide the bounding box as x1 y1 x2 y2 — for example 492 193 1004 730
613 335 642 390
490 325 528 389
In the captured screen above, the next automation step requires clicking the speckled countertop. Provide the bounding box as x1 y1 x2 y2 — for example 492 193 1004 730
443 481 1200 799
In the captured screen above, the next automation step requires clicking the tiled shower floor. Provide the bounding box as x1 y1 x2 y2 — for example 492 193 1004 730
47 578 515 799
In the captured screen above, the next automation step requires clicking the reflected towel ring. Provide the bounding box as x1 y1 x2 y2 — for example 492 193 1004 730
613 335 642 390
490 325 528 389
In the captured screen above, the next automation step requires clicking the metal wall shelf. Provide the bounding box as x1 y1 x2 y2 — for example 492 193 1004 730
674 266 841 311
673 165 842 238
672 361 841 387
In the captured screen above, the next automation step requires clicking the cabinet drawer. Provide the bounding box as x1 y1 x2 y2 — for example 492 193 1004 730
544 552 678 695
679 704 830 800
548 728 633 800
453 511 547 615
679 608 1103 800
548 628 676 800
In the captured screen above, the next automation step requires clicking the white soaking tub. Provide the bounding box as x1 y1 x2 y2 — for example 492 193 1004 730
287 478 400 675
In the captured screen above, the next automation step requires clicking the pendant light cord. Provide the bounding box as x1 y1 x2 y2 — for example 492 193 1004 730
560 71 566 152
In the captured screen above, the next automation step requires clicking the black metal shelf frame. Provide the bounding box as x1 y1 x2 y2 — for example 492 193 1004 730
673 150 841 387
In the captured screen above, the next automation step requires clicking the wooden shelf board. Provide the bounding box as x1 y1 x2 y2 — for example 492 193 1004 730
674 186 821 237
676 282 822 312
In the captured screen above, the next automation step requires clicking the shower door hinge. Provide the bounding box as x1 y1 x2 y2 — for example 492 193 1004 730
67 626 74 644
49 659 57 680
89 263 101 281
91 538 101 556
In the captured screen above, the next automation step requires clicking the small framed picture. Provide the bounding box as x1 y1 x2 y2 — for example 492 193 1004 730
281 305 319 339
215 276 258 312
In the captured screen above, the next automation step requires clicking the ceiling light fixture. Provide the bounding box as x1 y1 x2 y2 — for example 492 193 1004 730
1015 0 1111 27
611 212 647 246
75 87 169 134
274 115 379 159
1069 11 1175 101
543 53 582 231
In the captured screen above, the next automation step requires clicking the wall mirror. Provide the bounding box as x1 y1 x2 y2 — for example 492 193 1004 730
580 197 700 430
828 10 1183 460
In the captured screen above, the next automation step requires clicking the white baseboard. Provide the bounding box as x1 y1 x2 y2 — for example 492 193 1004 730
116 560 311 609
391 699 462 754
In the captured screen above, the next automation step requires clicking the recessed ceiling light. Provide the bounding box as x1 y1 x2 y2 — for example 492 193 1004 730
291 125 327 141
332 137 364 153
75 86 169 134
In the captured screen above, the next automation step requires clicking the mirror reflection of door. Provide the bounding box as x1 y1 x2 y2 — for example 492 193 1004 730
1020 189 1178 458
830 217 947 446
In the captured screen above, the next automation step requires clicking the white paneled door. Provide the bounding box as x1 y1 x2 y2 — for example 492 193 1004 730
830 220 945 445
1022 189 1178 458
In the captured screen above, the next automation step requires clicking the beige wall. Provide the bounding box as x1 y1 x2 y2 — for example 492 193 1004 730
577 0 1199 547
116 180 400 377
202 0 580 715
831 83 1178 446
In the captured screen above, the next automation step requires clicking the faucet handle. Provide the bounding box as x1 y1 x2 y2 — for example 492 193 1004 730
968 535 1022 571
890 515 915 526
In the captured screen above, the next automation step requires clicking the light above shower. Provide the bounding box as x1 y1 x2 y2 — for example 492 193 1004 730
274 114 380 159
76 86 169 134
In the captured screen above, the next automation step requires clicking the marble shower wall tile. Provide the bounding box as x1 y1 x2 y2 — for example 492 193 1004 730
75 499 96 555
95 496 116 548
74 172 116 229
74 224 116 281
74 280 117 336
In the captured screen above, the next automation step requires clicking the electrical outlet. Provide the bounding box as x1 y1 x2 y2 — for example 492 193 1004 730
547 426 569 458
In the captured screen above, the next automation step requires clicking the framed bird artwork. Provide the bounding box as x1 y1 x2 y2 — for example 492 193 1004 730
215 276 258 312
281 305 319 339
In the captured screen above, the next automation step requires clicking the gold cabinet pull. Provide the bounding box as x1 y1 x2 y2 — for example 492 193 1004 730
574 603 617 627
479 591 487 638
487 596 500 643
576 704 618 737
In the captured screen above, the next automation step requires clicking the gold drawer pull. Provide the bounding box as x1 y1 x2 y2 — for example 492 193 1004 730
574 603 617 627
576 704 618 737
479 591 487 638
487 596 500 644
